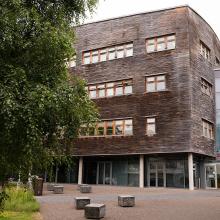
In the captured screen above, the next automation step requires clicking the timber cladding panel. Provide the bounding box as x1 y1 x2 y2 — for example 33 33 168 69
70 6 219 157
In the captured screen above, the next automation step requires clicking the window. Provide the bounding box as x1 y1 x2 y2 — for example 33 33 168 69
79 119 133 137
100 49 107 62
87 79 133 99
88 85 96 99
82 42 133 65
146 34 176 53
201 78 212 96
83 52 90 64
91 50 99 63
202 119 214 139
146 117 156 136
200 41 210 61
125 44 133 57
146 75 166 92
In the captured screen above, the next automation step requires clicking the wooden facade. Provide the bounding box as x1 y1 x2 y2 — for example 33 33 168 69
70 6 220 158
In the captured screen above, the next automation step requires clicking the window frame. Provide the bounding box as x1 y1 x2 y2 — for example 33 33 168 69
200 41 211 61
146 117 156 136
146 34 176 53
82 42 133 65
145 74 166 93
79 118 133 137
202 119 214 140
201 77 212 97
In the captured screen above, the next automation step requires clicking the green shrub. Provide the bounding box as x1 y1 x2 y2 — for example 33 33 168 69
0 191 8 212
3 187 39 212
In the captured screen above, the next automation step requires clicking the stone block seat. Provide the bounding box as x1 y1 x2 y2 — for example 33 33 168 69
77 184 89 191
118 195 135 207
84 203 105 219
53 185 64 194
80 184 92 193
47 183 56 191
75 197 91 209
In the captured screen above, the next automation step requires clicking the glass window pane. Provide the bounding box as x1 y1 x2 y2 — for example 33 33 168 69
124 85 132 94
98 89 105 98
115 120 123 135
157 42 166 51
108 48 116 60
147 77 155 82
92 51 99 63
216 93 220 109
115 86 123 95
97 122 104 136
100 49 107 62
106 121 113 135
157 75 165 81
147 82 156 92
147 124 156 135
147 44 155 53
157 82 166 91
89 90 96 99
106 88 114 96
84 52 90 64
147 118 155 123
106 83 114 88
117 46 124 58
167 40 176 50
124 120 133 135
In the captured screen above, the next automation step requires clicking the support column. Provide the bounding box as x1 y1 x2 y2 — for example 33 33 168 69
55 166 58 183
188 153 194 190
139 155 144 188
78 157 83 184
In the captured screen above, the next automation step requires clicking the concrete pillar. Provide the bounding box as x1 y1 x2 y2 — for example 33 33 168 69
78 157 83 184
55 166 58 183
188 153 194 190
139 155 144 188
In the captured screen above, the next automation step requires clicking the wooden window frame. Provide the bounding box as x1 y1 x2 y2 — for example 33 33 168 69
200 41 211 61
82 42 133 65
201 78 212 97
202 119 214 140
79 118 133 137
146 117 156 136
145 74 166 92
146 34 176 53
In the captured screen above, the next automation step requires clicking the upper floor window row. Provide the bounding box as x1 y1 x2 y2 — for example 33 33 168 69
82 43 133 65
201 78 212 97
79 119 133 137
65 56 76 68
86 79 132 99
146 34 176 53
200 41 210 61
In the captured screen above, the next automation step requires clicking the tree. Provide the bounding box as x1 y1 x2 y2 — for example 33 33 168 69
0 0 99 183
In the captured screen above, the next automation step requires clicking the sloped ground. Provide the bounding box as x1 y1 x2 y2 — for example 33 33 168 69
37 184 220 220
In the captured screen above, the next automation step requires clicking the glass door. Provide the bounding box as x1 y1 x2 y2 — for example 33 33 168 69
97 162 112 185
148 160 165 187
205 164 217 189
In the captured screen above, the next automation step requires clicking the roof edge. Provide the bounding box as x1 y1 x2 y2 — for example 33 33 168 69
76 4 220 43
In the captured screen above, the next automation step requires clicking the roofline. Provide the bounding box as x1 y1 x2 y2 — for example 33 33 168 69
77 4 220 43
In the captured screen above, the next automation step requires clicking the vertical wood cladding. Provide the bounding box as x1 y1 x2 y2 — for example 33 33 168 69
71 6 219 157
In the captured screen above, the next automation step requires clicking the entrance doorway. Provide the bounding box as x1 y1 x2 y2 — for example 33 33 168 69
205 164 217 189
96 162 112 185
148 160 166 187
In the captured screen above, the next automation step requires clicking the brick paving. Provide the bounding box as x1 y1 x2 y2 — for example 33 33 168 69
36 184 220 220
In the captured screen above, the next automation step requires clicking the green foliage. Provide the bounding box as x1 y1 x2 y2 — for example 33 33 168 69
3 187 39 212
0 211 34 220
0 192 9 212
0 0 99 180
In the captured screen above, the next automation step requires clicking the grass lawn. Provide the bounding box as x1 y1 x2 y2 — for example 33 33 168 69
0 211 35 220
0 187 40 220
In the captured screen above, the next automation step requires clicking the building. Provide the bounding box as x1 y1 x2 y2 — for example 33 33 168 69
68 5 220 189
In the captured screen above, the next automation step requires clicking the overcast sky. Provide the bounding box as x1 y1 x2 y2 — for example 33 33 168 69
86 0 220 38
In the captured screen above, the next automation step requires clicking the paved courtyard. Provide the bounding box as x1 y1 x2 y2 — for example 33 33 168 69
36 184 220 220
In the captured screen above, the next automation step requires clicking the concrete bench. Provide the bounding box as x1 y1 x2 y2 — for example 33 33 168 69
85 203 105 219
47 183 56 191
53 185 64 194
118 195 135 207
80 184 92 193
75 197 91 209
77 184 89 191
